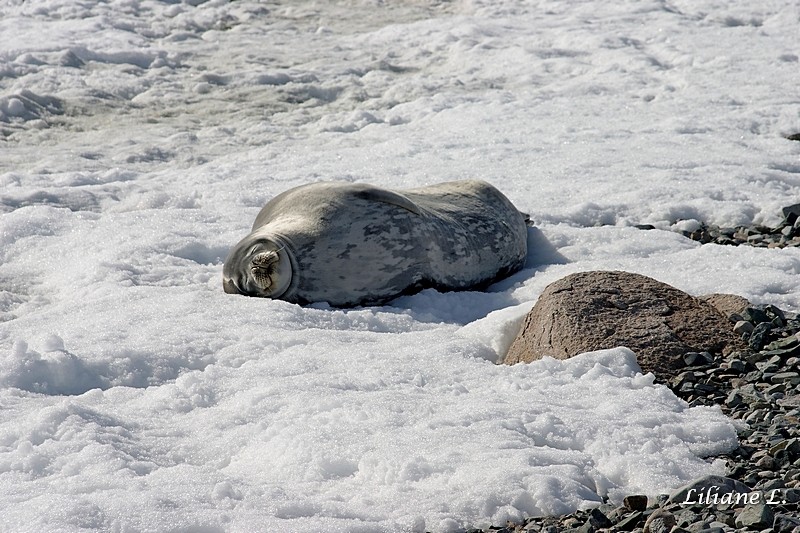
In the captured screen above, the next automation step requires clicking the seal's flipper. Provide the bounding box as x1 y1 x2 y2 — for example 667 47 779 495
352 186 421 215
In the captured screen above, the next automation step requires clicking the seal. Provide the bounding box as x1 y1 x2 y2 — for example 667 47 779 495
223 180 528 307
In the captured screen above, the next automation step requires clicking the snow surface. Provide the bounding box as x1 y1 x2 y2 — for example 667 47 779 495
1 0 799 531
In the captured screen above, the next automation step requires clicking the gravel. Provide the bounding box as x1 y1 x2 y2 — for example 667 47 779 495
653 203 800 249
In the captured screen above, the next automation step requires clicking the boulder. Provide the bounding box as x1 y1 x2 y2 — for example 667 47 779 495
504 271 744 376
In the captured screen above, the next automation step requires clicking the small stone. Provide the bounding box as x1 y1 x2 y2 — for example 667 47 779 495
745 349 771 364
567 521 594 533
764 336 800 356
737 383 765 400
782 204 800 226
727 462 747 478
766 304 787 324
729 312 746 322
784 487 800 503
733 320 755 335
623 494 648 512
743 307 772 324
615 511 643 531
772 448 793 467
755 455 775 469
674 508 701 527
774 514 800 533
684 351 715 366
734 502 774 529
676 371 700 384
749 322 774 350
772 372 800 386
774 337 800 350
727 358 748 373
768 439 797 457
596 502 618 519
713 511 736 527
725 391 744 408
587 508 612 529
766 382 788 395
755 478 785 491
643 508 676 533
787 439 800 457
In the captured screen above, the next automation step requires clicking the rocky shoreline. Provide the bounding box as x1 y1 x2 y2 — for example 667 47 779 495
460 302 800 533
455 210 800 533
522 301 799 533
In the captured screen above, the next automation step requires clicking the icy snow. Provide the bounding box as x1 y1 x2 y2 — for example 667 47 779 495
1 0 799 532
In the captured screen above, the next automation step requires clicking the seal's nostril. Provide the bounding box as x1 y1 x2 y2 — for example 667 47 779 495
251 251 278 267
250 251 280 290
250 266 273 289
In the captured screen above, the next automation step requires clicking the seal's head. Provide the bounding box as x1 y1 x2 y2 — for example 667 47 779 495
223 238 293 298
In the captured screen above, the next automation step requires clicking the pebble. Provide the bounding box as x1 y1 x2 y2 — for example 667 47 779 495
734 320 755 335
643 508 676 533
623 494 649 512
735 503 774 529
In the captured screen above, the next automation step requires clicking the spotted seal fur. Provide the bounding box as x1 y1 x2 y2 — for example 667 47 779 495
223 180 528 307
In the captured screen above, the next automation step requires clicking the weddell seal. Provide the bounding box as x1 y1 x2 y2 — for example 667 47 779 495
222 180 529 307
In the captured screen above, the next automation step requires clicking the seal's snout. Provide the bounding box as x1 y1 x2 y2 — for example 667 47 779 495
250 251 279 290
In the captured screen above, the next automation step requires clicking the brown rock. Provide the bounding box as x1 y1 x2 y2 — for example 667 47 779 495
643 508 677 533
623 494 649 512
698 293 751 321
503 271 743 376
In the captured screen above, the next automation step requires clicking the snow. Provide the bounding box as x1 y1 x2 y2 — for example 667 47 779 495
1 0 799 531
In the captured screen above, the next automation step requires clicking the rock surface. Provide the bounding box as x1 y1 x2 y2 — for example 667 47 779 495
504 271 743 376
699 293 751 320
